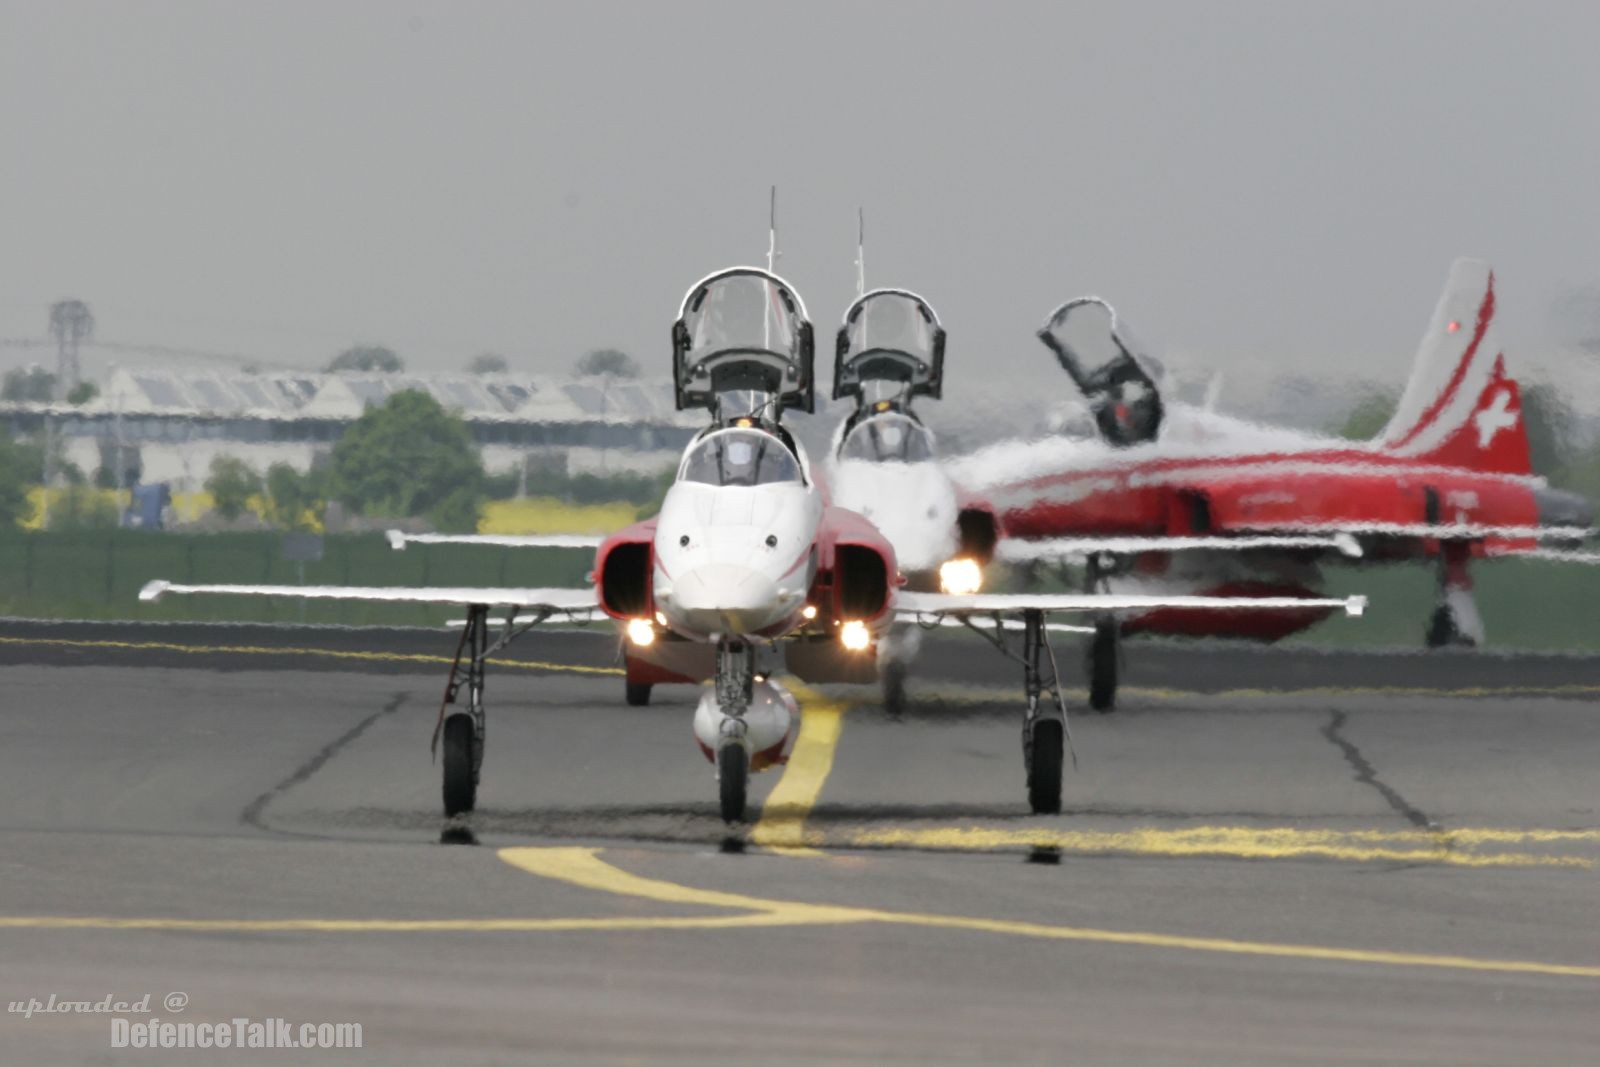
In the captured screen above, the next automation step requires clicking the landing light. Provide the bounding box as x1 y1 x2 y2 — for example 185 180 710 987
939 557 983 596
626 618 656 647
801 604 818 620
840 620 871 651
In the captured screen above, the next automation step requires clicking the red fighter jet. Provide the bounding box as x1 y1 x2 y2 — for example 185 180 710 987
943 259 1597 710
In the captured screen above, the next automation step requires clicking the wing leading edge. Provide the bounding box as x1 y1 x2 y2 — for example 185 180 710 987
138 580 600 615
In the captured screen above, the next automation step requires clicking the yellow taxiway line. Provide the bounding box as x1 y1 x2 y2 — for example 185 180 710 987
842 825 1598 868
8 847 1594 980
748 682 847 855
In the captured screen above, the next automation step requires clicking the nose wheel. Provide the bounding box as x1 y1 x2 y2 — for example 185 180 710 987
1087 617 1119 712
713 640 755 823
718 741 749 824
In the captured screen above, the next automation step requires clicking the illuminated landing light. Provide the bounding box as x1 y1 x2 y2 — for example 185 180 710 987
626 618 656 647
840 620 871 651
801 604 818 620
940 557 983 596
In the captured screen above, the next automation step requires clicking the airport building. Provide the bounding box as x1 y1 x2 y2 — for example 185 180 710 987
0 367 700 490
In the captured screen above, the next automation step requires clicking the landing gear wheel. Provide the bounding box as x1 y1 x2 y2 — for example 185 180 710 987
883 662 906 719
1088 620 1118 712
1026 719 1064 815
625 681 653 706
718 743 749 824
1426 605 1476 649
441 714 478 817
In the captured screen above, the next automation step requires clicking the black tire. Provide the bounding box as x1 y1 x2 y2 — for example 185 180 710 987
718 743 748 824
442 715 478 817
1088 621 1118 712
883 662 906 719
625 681 653 706
1426 606 1475 649
1027 719 1064 815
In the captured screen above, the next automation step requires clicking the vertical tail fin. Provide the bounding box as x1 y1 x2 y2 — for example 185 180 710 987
1376 259 1531 476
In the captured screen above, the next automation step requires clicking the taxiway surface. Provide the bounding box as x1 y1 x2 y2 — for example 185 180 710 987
1 622 1596 1064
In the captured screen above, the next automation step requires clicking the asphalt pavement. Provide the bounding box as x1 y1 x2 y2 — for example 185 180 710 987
1 621 1597 1064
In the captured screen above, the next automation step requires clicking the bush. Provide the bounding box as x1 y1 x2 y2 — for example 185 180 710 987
204 456 262 520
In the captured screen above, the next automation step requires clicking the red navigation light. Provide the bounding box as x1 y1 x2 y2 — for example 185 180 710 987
1447 320 1461 333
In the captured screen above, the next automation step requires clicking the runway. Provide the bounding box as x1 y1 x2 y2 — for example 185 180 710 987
1 621 1597 1064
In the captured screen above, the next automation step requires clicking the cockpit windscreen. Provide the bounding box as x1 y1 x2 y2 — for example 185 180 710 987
680 430 802 487
839 415 936 464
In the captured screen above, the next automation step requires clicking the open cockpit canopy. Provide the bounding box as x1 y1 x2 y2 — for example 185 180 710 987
833 288 945 403
673 267 815 415
1036 297 1164 447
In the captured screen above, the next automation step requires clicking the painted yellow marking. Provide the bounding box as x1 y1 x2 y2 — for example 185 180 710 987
842 825 1596 868
0 636 622 676
911 680 1600 705
748 683 846 855
497 847 1600 979
6 846 1599 980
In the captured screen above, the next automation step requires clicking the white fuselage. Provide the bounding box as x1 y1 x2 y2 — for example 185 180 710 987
649 434 823 641
829 458 959 575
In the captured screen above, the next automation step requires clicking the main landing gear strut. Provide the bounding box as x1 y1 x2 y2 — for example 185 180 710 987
1084 553 1121 712
962 608 1076 814
714 639 755 824
1427 540 1484 648
434 604 547 817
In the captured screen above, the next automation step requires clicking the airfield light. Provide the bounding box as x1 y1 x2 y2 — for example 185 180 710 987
840 620 871 651
801 604 818 620
939 557 983 596
626 618 656 647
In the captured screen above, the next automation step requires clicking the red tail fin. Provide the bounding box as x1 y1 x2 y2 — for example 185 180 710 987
1377 259 1532 476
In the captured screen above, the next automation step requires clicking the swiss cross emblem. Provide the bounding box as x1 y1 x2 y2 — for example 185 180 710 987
1473 387 1519 448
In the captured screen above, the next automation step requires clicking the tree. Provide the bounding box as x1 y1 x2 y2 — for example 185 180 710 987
467 353 509 375
574 348 638 378
264 463 325 531
66 381 99 405
2 367 56 403
204 456 262 520
329 390 484 531
0 435 37 528
327 345 404 374
1335 390 1397 441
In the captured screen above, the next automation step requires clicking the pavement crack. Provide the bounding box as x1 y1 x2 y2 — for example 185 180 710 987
242 692 408 835
1320 709 1438 832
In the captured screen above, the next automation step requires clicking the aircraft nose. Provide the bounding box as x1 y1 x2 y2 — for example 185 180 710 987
665 563 786 635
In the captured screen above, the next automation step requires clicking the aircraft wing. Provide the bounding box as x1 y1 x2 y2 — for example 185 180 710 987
896 590 1366 619
139 580 601 615
385 531 605 551
997 532 1362 562
1265 521 1594 543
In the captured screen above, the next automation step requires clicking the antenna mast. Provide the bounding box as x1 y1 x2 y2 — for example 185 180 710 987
854 208 865 298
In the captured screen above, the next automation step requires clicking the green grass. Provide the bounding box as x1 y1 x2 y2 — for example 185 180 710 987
1292 558 1600 653
1 533 1597 652
0 532 592 627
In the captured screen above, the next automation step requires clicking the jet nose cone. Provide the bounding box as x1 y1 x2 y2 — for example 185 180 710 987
665 564 788 636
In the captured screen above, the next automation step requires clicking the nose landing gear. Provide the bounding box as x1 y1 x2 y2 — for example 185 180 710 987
713 640 755 823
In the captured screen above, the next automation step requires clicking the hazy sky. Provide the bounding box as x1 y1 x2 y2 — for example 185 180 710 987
3 1 1599 397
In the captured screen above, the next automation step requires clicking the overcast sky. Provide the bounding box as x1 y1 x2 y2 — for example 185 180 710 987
3 1 1598 399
